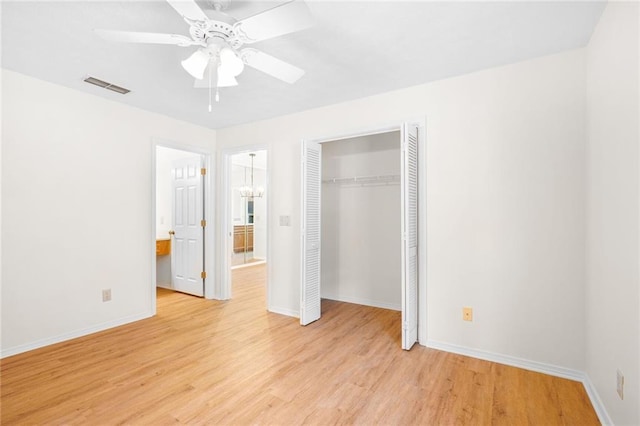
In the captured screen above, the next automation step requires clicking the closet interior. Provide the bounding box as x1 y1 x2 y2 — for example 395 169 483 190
321 130 402 311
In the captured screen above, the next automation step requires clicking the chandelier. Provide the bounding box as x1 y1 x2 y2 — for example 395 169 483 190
239 153 264 198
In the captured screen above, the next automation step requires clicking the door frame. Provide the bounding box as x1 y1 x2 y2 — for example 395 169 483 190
219 144 270 307
151 139 215 314
301 117 427 344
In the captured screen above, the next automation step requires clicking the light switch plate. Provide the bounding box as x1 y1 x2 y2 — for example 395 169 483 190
279 215 291 226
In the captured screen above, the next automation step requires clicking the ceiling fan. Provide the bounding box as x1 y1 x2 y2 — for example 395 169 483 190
95 0 313 93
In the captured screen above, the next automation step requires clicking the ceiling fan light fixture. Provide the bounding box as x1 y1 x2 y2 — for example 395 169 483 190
219 47 244 77
217 71 238 87
181 49 210 80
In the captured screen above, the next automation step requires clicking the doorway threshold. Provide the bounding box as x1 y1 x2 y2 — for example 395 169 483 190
231 260 267 270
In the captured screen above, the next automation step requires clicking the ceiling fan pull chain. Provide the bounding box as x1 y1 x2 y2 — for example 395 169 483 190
208 62 213 112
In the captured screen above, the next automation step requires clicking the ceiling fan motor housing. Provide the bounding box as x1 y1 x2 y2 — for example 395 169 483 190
188 19 244 50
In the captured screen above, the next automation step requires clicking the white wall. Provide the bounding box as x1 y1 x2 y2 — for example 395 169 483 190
321 132 401 310
217 48 587 370
1 70 216 356
586 2 640 424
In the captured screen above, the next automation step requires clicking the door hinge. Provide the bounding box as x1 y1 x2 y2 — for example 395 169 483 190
201 219 206 227
201 168 207 176
201 271 207 279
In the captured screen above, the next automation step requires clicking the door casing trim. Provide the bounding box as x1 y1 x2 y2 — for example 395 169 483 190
151 139 215 315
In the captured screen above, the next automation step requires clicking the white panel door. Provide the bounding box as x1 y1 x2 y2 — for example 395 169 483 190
171 156 204 297
300 140 322 325
401 123 419 350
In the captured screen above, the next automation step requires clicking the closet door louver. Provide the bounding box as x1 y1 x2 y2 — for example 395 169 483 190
300 140 322 325
401 123 419 350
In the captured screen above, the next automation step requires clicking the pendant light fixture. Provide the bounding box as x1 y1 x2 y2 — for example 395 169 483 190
239 153 264 198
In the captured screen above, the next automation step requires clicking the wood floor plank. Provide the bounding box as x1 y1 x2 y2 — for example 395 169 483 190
1 264 600 425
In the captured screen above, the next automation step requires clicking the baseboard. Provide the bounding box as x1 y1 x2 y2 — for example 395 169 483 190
1 311 153 359
268 305 299 318
322 293 401 311
581 374 614 425
426 340 584 380
426 340 612 425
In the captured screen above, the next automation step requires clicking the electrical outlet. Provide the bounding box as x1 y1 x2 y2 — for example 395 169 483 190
102 289 112 302
463 307 473 321
617 369 624 400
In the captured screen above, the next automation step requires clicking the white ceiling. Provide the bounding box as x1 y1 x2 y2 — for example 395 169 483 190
1 1 606 130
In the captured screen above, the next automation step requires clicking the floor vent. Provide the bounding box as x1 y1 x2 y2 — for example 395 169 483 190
83 76 130 94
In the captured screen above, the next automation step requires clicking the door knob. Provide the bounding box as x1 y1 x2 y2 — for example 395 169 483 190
168 230 175 236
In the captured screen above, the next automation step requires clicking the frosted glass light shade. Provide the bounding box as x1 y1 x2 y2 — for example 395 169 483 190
181 50 210 80
217 70 238 87
219 48 244 76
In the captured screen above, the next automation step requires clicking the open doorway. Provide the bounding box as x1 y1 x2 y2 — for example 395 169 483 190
300 122 423 350
221 147 269 305
230 151 267 269
154 144 211 304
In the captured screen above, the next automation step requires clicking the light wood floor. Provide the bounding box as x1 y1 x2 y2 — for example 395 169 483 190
2 264 599 425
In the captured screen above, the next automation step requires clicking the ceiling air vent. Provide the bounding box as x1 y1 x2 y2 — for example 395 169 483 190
83 76 130 94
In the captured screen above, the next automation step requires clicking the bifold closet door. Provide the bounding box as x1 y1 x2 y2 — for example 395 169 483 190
300 140 322 325
401 123 419 350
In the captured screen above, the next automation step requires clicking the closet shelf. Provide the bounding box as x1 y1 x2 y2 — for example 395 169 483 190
322 174 400 186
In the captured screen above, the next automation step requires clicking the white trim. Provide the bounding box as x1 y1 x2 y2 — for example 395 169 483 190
218 148 232 300
151 145 158 314
311 124 401 145
1 311 153 359
204 150 215 299
426 340 613 425
582 374 614 426
269 306 299 318
219 144 270 308
427 339 583 380
416 117 427 346
322 293 401 311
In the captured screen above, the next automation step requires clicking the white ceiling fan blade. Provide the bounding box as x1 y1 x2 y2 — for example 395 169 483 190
234 0 313 44
166 0 209 22
95 29 198 46
241 48 305 84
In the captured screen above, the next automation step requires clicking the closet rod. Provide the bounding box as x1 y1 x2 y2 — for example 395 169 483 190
322 174 400 185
